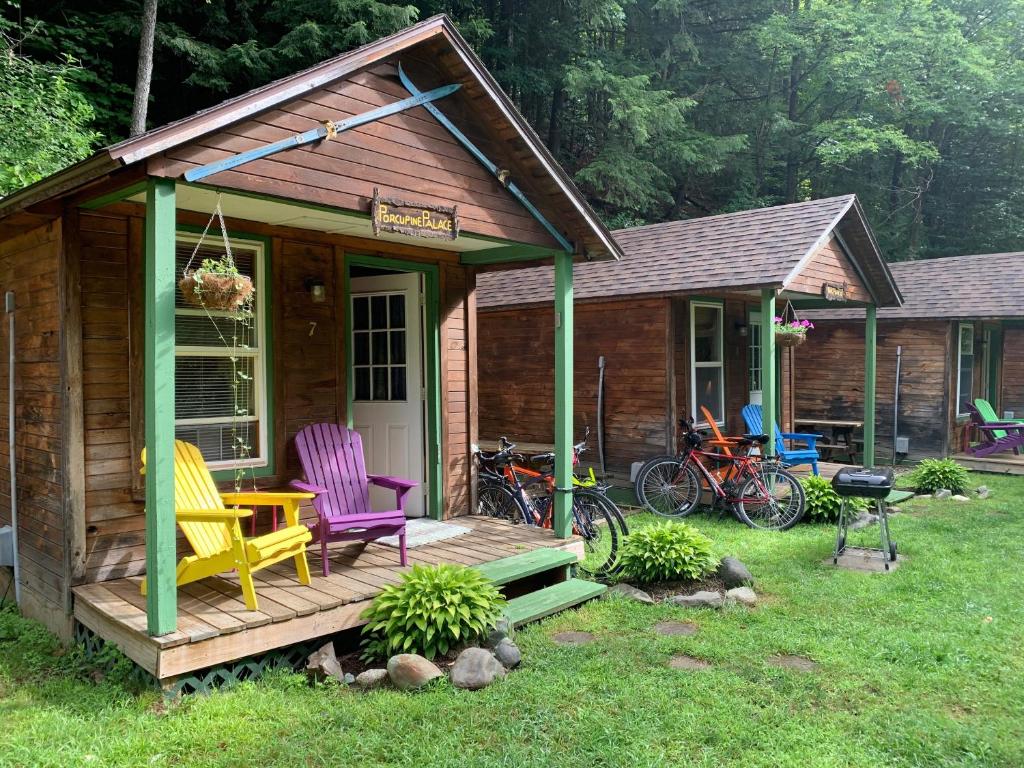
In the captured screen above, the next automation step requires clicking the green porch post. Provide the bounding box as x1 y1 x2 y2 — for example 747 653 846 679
553 252 574 538
144 177 177 635
863 305 877 467
760 289 777 457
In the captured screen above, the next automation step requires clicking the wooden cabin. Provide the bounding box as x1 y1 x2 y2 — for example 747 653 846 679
476 195 902 477
0 16 621 685
796 252 1024 466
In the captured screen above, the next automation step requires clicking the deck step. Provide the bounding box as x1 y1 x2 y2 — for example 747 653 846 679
504 579 607 627
473 548 578 586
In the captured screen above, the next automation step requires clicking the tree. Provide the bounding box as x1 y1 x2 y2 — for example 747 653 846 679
129 0 158 136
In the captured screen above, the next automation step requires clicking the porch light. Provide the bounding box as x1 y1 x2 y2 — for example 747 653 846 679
304 277 327 304
734 320 748 337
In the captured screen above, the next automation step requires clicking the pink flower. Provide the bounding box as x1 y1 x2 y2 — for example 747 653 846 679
773 316 783 323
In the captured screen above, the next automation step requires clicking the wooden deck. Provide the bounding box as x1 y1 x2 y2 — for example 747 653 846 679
955 452 1024 475
72 517 582 682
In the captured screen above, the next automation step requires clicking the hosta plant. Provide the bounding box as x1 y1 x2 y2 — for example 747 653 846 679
800 474 869 523
908 458 970 495
360 563 505 661
619 521 718 584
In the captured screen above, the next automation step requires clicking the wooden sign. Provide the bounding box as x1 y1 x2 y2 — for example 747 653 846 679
371 189 459 241
821 282 848 302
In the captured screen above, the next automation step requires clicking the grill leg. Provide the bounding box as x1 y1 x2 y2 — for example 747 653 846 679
833 499 849 564
877 499 893 571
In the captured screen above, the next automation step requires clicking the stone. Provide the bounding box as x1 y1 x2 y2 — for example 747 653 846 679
850 512 879 530
977 485 990 499
305 641 345 684
887 506 902 514
608 583 655 604
952 494 970 502
551 631 596 646
484 617 512 649
717 556 754 588
492 638 522 669
726 586 758 607
668 590 724 609
343 673 356 686
653 621 698 636
449 647 506 690
933 488 952 500
354 668 389 689
386 654 443 690
668 655 712 670
767 654 818 672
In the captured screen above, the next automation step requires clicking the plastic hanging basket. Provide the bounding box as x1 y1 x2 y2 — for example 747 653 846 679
775 330 807 348
179 270 254 311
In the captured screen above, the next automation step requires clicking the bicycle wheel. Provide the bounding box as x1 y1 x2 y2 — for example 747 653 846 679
734 464 806 531
572 488 625 577
476 479 528 523
635 456 702 517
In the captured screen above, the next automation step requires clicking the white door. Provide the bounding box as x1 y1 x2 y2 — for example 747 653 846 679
748 313 763 406
351 272 426 517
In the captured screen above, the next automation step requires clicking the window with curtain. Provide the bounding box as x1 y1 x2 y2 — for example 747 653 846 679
691 302 725 424
956 323 974 416
173 232 268 468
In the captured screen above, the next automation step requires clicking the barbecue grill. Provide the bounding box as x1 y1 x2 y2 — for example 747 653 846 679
831 467 897 570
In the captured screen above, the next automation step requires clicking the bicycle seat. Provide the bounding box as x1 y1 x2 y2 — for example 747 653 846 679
530 452 556 464
737 434 769 446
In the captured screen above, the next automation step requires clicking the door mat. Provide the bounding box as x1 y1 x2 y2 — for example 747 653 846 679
378 518 472 549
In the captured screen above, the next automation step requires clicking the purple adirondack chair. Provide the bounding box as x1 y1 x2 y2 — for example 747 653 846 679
291 423 416 576
966 404 1024 458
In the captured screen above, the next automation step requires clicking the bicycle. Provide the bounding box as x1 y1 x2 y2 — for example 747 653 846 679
474 435 628 576
633 417 806 530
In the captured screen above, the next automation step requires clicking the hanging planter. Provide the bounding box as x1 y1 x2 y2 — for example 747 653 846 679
179 260 254 311
773 317 814 347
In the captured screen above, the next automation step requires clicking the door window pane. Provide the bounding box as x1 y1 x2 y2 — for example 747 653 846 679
695 367 724 424
353 290 412 402
957 324 974 415
693 305 722 363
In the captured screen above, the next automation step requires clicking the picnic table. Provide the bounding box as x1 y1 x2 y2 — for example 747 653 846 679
794 418 863 462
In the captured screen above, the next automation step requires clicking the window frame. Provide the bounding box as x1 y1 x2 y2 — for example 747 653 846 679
689 299 726 426
748 309 763 399
173 229 274 476
955 322 974 418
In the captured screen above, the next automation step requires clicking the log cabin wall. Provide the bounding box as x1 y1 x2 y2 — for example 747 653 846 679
0 219 69 635
788 236 873 303
794 319 951 459
78 209 476 584
478 297 672 472
1001 327 1024 419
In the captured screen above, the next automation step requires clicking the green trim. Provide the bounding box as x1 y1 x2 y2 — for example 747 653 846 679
459 244 560 265
553 252 574 538
174 224 276 481
863 305 877 466
787 299 873 310
144 178 178 636
343 253 442 521
760 290 777 457
80 180 148 210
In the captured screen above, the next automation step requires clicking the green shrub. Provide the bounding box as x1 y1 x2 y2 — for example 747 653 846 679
619 521 719 584
360 563 505 661
800 474 869 523
907 458 970 495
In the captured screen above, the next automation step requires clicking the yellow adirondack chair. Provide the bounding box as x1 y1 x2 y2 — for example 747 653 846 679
140 440 314 611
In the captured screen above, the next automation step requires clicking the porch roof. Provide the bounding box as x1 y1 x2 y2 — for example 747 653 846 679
0 15 621 263
477 195 902 308
804 252 1024 321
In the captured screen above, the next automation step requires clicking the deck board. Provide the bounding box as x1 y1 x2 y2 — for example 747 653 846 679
72 516 578 680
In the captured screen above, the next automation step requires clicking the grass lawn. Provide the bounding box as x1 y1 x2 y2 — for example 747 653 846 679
2 474 1023 767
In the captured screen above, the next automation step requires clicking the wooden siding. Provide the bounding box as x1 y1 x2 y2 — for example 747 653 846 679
0 220 67 631
794 320 950 459
151 62 557 250
78 209 476 584
1001 328 1024 419
788 236 872 303
479 298 671 471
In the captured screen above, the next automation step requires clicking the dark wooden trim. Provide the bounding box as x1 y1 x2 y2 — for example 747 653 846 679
466 266 479 514
272 237 287 476
333 245 347 425
664 298 676 453
127 216 146 500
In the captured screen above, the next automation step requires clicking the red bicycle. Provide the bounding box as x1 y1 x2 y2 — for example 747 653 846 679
634 418 806 530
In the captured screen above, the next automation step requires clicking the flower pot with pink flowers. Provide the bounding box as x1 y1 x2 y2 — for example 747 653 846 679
773 317 814 347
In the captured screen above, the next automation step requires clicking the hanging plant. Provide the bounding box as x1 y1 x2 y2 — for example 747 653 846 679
179 257 254 311
773 317 813 347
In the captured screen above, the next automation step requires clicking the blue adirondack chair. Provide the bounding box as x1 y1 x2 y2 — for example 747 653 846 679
741 403 821 475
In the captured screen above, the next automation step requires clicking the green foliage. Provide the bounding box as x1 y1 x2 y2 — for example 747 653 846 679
908 458 971 495
619 521 718 584
360 563 505 661
800 474 869 523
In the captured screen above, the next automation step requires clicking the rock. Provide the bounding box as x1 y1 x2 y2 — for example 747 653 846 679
551 631 596 646
354 668 389 689
607 583 655 604
668 590 724 609
933 488 952 500
387 654 443 690
850 512 879 530
977 485 990 499
343 673 356 685
668 655 712 670
653 620 698 636
717 556 754 588
484 617 512 649
726 586 758 607
952 494 970 502
887 506 901 515
305 641 345 684
449 647 506 690
492 638 522 669
767 654 818 672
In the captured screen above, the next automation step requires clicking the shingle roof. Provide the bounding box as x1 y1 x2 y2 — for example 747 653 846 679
477 194 900 308
805 252 1024 321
